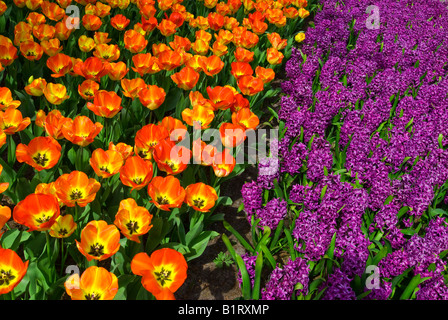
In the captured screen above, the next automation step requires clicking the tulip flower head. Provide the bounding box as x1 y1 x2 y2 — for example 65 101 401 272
114 198 153 243
185 182 218 212
13 193 60 232
147 175 186 211
76 220 121 261
65 266 118 300
131 248 187 300
55 171 101 207
0 248 29 295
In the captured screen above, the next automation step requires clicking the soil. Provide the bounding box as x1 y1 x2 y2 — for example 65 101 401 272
176 164 258 300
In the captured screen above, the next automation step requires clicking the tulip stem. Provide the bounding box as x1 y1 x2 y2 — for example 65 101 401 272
45 231 55 283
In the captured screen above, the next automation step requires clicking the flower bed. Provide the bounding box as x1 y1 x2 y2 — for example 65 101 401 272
0 0 312 300
229 0 448 300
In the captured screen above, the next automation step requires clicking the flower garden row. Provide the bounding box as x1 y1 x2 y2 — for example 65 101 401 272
231 0 448 300
0 0 312 300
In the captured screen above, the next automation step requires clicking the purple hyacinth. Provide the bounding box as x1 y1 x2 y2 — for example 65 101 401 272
261 257 310 300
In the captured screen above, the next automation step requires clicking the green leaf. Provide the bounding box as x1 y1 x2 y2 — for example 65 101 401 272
400 274 430 300
251 251 263 300
223 220 254 253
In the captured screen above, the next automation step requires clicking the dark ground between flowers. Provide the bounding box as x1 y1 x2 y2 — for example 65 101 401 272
176 164 258 300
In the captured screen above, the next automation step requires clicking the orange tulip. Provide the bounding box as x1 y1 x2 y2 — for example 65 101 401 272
0 164 8 193
93 43 120 62
131 248 187 300
298 7 310 19
90 148 123 179
19 41 43 61
55 171 101 207
114 198 153 243
43 83 70 105
157 0 173 11
119 155 153 191
199 55 224 76
131 52 153 75
207 86 235 111
134 123 169 160
207 12 225 31
25 78 47 97
123 29 148 53
16 136 62 171
110 14 130 30
293 0 308 8
107 61 128 81
230 61 253 81
234 46 254 63
0 87 21 110
61 115 103 147
41 1 65 21
184 55 205 72
192 139 217 166
216 2 231 15
40 38 63 56
78 35 96 52
0 107 31 135
140 15 158 33
46 52 73 78
65 266 118 300
224 16 239 30
158 116 187 142
220 122 246 148
121 78 146 100
108 141 133 161
255 66 275 84
266 47 284 65
78 79 99 101
231 107 259 130
169 35 191 52
212 148 236 177
267 32 287 50
43 109 66 139
34 182 60 205
211 41 228 57
237 75 264 96
138 85 166 110
181 104 215 130
283 6 299 19
157 18 177 37
0 205 10 238
73 56 110 82
0 39 18 67
171 66 200 90
87 90 123 118
55 19 73 40
191 39 209 56
147 175 185 211
49 214 77 238
25 0 43 10
0 248 29 295
139 3 157 20
0 129 4 150
204 0 218 8
157 49 182 71
32 24 56 41
76 220 120 261
153 139 191 175
82 14 102 31
13 193 60 231
94 32 112 45
184 182 218 212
